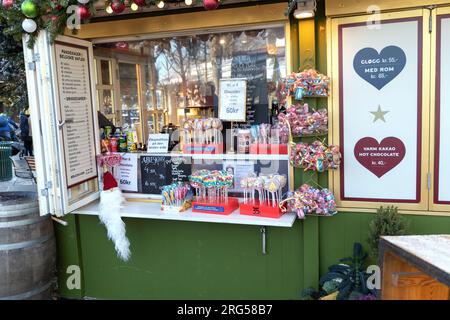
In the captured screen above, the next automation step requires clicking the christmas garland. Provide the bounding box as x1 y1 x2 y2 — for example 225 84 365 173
0 0 222 48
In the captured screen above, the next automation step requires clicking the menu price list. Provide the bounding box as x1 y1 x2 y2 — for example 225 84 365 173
55 43 97 187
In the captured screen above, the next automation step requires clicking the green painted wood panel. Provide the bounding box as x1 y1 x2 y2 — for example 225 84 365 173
69 216 304 299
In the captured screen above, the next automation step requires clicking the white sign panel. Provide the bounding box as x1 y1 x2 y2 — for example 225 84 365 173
339 18 422 202
218 79 247 122
147 133 170 153
223 160 255 193
435 16 450 204
116 153 138 192
54 42 98 187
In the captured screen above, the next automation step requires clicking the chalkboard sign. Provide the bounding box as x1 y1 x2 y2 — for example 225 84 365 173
140 155 192 195
231 51 268 126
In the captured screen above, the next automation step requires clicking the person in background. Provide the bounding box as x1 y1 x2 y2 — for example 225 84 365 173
0 113 17 141
20 110 33 156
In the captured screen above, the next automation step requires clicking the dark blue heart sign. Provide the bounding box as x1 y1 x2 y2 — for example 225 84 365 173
353 46 407 90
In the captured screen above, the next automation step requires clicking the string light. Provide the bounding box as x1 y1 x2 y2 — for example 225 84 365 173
185 0 193 5
157 1 165 8
131 2 139 11
106 5 113 14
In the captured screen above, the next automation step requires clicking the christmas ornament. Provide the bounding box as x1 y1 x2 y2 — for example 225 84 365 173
77 0 90 4
77 5 90 19
21 0 38 18
111 0 125 13
133 0 146 6
99 171 131 261
21 18 37 33
203 0 219 10
2 0 14 9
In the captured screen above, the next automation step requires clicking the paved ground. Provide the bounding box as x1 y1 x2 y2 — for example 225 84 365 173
0 155 37 193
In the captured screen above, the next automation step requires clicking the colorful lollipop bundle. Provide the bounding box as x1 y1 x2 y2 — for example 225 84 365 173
286 184 337 219
182 118 223 151
278 69 330 101
189 169 239 215
290 141 341 172
240 173 287 207
239 173 289 219
248 123 290 154
161 182 193 212
189 169 234 202
278 103 328 137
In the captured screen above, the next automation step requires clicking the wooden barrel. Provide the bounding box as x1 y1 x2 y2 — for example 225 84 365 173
0 192 56 300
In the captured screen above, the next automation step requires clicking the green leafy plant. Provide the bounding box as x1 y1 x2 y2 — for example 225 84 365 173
367 206 409 258
319 242 372 300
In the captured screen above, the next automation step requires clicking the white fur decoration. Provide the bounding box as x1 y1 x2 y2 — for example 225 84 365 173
99 188 131 261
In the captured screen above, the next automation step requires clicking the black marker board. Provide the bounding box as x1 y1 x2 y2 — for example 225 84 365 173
140 155 192 195
231 51 268 126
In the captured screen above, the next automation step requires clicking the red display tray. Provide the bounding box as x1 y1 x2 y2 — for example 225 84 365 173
183 143 224 154
249 143 288 155
239 200 285 219
192 197 239 215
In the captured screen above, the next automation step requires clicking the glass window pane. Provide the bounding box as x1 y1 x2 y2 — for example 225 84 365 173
101 60 111 85
95 26 286 133
119 63 140 130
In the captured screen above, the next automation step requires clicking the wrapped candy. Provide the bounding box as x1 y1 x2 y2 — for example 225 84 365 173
97 153 122 167
277 69 330 103
289 184 336 219
290 141 341 172
278 103 328 137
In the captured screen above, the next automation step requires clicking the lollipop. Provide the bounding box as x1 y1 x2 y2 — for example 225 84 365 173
211 118 223 143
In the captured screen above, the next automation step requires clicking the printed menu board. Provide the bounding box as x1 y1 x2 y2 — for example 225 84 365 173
338 17 422 202
54 42 97 187
434 15 450 204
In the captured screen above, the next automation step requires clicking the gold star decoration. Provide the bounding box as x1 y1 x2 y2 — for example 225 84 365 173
370 105 389 123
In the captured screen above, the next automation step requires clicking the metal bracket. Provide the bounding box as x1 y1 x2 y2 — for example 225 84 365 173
58 118 73 129
27 53 40 71
261 226 267 255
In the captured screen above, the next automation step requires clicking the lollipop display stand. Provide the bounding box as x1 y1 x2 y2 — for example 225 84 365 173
249 143 288 155
238 173 288 219
161 201 192 213
239 200 285 219
183 143 224 154
189 169 237 215
248 123 290 155
182 118 224 154
160 183 193 213
192 197 240 215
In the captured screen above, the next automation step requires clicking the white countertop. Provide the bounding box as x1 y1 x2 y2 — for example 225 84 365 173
73 199 298 228
382 235 450 276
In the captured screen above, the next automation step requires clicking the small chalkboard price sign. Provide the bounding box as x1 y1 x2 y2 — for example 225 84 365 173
140 155 192 195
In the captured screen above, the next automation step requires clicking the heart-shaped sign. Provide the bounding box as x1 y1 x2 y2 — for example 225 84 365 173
353 46 406 90
354 137 406 178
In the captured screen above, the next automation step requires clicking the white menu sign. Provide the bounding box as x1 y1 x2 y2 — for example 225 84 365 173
54 42 97 187
116 153 138 192
218 78 247 122
435 16 450 204
339 18 422 202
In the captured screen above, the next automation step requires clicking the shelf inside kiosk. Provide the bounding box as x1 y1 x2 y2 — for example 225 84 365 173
75 152 296 227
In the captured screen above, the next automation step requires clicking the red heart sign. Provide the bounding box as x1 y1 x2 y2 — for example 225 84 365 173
354 137 406 178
